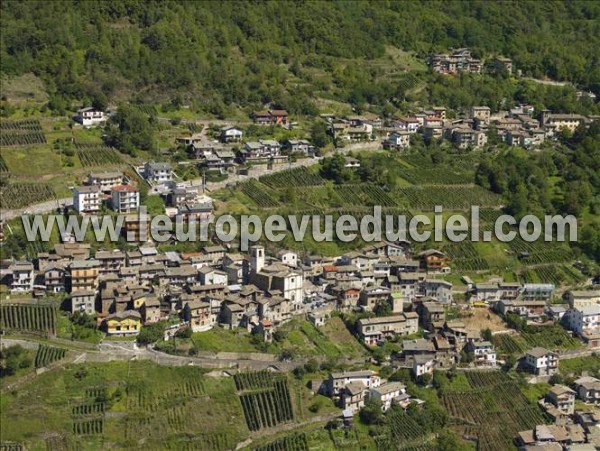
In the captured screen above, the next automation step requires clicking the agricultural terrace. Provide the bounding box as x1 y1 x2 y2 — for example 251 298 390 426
234 371 295 431
0 304 58 336
0 119 46 147
34 344 67 368
394 185 502 210
74 142 124 167
250 433 309 451
0 361 249 449
492 325 583 355
259 167 324 188
0 183 56 209
0 155 8 173
559 355 600 376
441 371 547 451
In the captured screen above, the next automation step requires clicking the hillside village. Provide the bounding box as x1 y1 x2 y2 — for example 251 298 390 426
1 15 600 448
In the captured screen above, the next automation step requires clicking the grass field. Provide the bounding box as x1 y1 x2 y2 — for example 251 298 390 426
0 361 247 449
559 355 600 376
189 317 368 361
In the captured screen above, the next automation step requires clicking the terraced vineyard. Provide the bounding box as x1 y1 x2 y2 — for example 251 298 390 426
252 433 309 451
441 241 489 271
520 325 582 350
507 236 575 264
75 142 123 167
235 371 295 431
260 166 324 188
395 167 473 185
0 183 55 209
395 185 502 210
0 155 8 172
493 334 527 354
0 304 58 336
34 344 67 368
517 265 585 287
0 119 47 147
238 180 280 208
441 371 546 451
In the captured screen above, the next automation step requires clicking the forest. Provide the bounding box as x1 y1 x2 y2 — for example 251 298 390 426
2 1 600 116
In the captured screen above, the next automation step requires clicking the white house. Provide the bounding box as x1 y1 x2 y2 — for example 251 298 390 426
473 283 500 303
111 185 140 213
277 250 298 267
566 290 600 309
9 261 34 292
563 305 600 336
220 126 243 143
523 347 558 376
422 279 453 304
384 131 411 150
369 382 407 411
326 370 381 396
73 185 101 214
76 107 106 126
144 161 173 184
412 355 434 378
465 340 496 367
87 172 123 193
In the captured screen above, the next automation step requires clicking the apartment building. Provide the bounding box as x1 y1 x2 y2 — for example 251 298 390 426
111 185 140 213
73 185 101 214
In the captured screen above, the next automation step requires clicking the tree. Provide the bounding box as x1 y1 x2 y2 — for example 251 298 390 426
436 429 464 451
137 322 167 345
359 398 385 425
310 121 330 149
481 328 493 341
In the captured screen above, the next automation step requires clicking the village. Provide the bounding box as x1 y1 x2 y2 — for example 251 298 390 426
1 39 600 450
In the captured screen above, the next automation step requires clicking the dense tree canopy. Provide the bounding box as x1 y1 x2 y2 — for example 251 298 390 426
2 1 599 113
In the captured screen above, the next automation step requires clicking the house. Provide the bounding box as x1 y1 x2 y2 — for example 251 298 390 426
464 340 496 367
470 106 491 124
94 250 126 275
357 313 418 346
418 249 449 272
340 382 367 413
383 131 411 150
111 185 140 213
422 279 453 304
573 376 600 405
523 347 558 376
198 266 228 286
44 265 66 293
566 290 600 309
416 302 445 331
182 300 212 332
284 139 313 154
326 370 381 396
473 283 500 303
253 110 288 126
392 118 420 134
522 284 555 302
104 310 142 336
547 385 576 415
358 286 391 311
369 382 407 411
9 261 34 292
452 128 488 149
69 259 100 292
140 296 161 324
499 282 521 300
412 355 434 378
144 161 173 184
277 250 298 267
87 172 123 193
76 107 106 126
220 126 243 143
73 185 101 214
541 111 587 133
71 290 96 315
562 305 600 337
